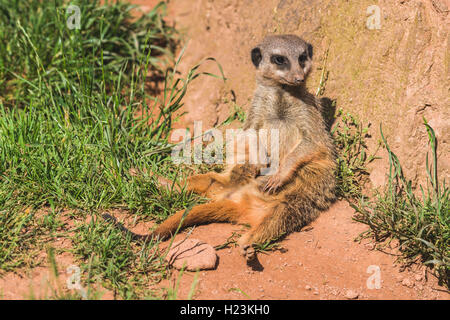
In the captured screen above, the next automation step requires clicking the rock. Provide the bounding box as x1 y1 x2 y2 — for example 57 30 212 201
401 278 414 288
305 285 312 290
414 274 423 282
345 290 359 300
165 238 217 271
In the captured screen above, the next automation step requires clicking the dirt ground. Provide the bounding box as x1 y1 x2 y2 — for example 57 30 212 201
159 201 448 300
0 0 448 300
1 201 448 300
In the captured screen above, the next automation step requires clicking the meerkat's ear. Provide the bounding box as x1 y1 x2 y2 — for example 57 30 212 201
251 47 262 67
307 43 313 59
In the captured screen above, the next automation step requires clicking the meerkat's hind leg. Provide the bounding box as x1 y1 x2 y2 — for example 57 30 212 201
153 199 247 239
175 162 261 197
237 202 287 261
150 171 228 197
185 172 230 197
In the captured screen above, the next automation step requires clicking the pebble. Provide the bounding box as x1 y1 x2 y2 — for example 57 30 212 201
305 285 312 290
345 289 359 300
165 238 217 271
401 278 414 288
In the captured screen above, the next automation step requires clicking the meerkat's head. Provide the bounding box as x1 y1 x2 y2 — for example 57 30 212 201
251 34 313 87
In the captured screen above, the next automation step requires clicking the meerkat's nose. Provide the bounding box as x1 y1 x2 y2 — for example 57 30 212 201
294 75 304 83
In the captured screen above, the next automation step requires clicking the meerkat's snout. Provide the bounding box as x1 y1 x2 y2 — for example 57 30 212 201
251 34 313 87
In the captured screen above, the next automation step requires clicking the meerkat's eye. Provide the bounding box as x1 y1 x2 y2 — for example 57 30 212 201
271 55 287 65
298 52 308 67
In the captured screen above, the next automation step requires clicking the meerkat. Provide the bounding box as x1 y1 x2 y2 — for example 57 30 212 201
104 34 336 261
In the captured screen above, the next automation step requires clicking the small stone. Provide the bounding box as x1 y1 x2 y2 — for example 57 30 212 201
165 238 217 271
345 290 359 300
305 285 312 290
401 278 414 288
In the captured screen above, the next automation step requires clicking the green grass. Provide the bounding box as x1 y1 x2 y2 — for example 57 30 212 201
0 0 176 106
70 215 166 299
0 0 213 299
331 108 378 199
352 119 449 287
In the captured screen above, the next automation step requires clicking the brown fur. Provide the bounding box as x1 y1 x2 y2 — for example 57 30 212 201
104 34 336 261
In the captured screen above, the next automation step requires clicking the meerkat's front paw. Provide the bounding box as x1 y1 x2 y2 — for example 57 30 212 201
262 173 283 194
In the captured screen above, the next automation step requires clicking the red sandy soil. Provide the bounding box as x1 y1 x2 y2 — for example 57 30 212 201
1 201 448 300
160 201 449 300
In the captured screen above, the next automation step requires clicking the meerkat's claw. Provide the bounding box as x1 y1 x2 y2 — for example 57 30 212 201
239 244 256 261
263 174 282 194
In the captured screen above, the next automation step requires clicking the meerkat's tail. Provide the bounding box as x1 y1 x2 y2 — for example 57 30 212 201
101 214 154 242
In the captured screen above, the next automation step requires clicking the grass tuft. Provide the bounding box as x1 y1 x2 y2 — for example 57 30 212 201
352 119 449 287
331 108 378 199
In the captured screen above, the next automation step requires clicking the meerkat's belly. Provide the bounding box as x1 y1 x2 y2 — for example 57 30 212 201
258 119 302 161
